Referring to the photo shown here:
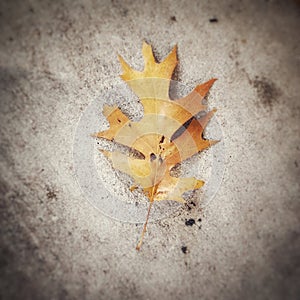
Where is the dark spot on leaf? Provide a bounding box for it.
[209,18,218,23]
[181,246,188,254]
[185,218,196,226]
[117,118,121,123]
[159,135,165,144]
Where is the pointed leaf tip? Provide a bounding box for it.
[195,180,205,189]
[195,78,217,97]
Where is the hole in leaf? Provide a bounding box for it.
[150,153,156,161]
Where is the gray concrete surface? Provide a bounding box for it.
[0,0,300,299]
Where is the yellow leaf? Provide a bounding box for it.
[95,42,218,250]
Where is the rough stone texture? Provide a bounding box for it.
[0,0,299,299]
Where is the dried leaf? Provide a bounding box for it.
[95,42,218,250]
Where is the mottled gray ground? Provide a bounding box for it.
[0,0,300,299]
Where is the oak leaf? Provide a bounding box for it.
[95,42,218,250]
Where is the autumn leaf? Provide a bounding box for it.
[95,42,218,250]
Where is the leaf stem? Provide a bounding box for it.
[136,201,154,251]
